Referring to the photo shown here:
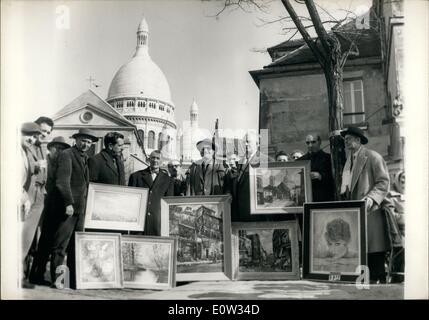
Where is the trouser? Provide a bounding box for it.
[21,185,45,276]
[368,252,387,282]
[50,212,85,289]
[29,198,63,282]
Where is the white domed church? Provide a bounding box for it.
[51,17,177,180]
[107,17,177,158]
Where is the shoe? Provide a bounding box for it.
[29,278,52,286]
[21,279,35,289]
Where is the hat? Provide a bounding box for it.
[47,136,71,149]
[340,127,368,145]
[168,159,181,166]
[196,138,217,152]
[21,122,41,135]
[71,128,98,142]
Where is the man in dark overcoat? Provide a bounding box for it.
[128,150,174,236]
[29,136,70,285]
[297,133,335,202]
[88,132,126,186]
[49,128,98,288]
[187,139,228,196]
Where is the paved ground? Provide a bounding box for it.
[8,280,403,300]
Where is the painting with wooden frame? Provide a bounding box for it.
[231,221,300,280]
[121,235,177,290]
[303,201,367,282]
[75,232,123,289]
[84,182,148,232]
[160,195,232,281]
[249,161,312,214]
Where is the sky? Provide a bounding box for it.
[2,0,371,133]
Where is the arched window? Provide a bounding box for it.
[148,131,155,149]
[137,129,144,145]
[159,105,164,111]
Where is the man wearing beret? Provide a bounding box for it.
[128,150,174,236]
[29,136,70,285]
[187,138,229,196]
[340,126,390,283]
[49,128,98,288]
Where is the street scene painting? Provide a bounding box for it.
[121,236,176,290]
[249,161,312,214]
[303,201,367,282]
[161,196,232,281]
[84,183,148,232]
[75,232,123,289]
[232,222,300,280]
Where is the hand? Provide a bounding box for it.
[23,200,32,220]
[364,197,373,213]
[65,205,74,216]
[310,172,322,180]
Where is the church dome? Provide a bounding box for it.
[107,17,172,105]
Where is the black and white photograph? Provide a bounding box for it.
[1,0,428,301]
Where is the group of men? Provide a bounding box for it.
[20,119,395,287]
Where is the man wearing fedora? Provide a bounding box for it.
[89,132,126,186]
[187,138,228,196]
[49,128,98,288]
[340,126,390,283]
[29,136,70,285]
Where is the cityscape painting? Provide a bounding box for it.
[161,196,232,281]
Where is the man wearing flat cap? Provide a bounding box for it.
[49,128,98,288]
[187,138,228,196]
[29,136,70,285]
[340,126,390,283]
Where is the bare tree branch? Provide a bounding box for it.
[304,0,331,55]
[281,0,326,65]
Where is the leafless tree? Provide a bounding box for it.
[211,0,381,198]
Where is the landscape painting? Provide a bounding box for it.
[121,236,176,290]
[84,183,148,232]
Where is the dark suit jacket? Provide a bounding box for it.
[299,150,335,202]
[55,146,89,216]
[128,167,174,236]
[88,149,126,186]
[187,158,228,195]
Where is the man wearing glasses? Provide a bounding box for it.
[298,134,335,202]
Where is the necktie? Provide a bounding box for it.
[350,153,354,172]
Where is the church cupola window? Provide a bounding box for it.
[149,102,156,109]
[117,101,123,108]
[159,105,165,111]
[127,101,135,107]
